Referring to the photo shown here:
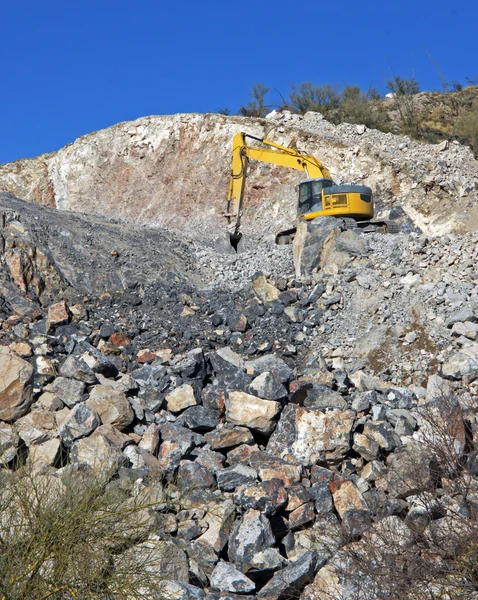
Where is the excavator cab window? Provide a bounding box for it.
[297,179,333,215]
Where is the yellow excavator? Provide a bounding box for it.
[225,132,397,248]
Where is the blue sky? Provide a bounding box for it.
[1,0,476,164]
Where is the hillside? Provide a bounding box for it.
[0,110,477,238]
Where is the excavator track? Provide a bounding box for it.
[275,219,399,245]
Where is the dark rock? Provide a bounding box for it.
[177,406,221,432]
[217,464,258,492]
[177,460,217,493]
[257,550,320,598]
[228,509,275,572]
[233,479,288,515]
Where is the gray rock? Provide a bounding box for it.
[445,307,476,328]
[229,509,275,572]
[59,403,100,446]
[248,372,288,400]
[176,406,220,432]
[257,550,320,598]
[210,560,255,594]
[217,464,258,492]
[59,354,97,384]
[0,347,34,422]
[441,352,478,381]
[52,377,85,408]
[244,355,294,383]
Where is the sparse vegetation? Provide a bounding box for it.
[329,395,478,600]
[238,76,478,158]
[0,466,170,600]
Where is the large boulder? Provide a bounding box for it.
[0,346,34,421]
[267,405,354,465]
[226,391,280,434]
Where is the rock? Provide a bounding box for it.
[293,217,342,277]
[205,424,254,450]
[177,460,216,493]
[52,377,85,408]
[93,424,133,449]
[233,479,288,515]
[58,403,101,446]
[245,355,293,383]
[258,550,320,598]
[46,301,70,331]
[209,351,251,393]
[248,372,288,400]
[289,502,316,530]
[445,306,476,328]
[353,432,380,461]
[441,352,478,381]
[250,547,285,572]
[27,438,61,468]
[308,481,334,514]
[217,464,258,492]
[267,405,354,465]
[176,405,220,432]
[166,384,198,413]
[228,509,275,572]
[215,346,245,370]
[0,423,19,463]
[86,384,134,430]
[286,514,342,562]
[127,537,189,582]
[16,409,57,446]
[9,342,32,358]
[70,433,126,471]
[157,422,201,472]
[329,479,368,518]
[196,498,235,553]
[249,452,303,487]
[210,560,255,594]
[226,391,280,434]
[123,445,161,472]
[156,581,205,600]
[300,383,348,410]
[0,346,34,421]
[334,230,368,256]
[378,442,434,498]
[59,354,97,384]
[363,420,400,452]
[252,273,280,303]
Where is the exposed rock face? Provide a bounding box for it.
[1,112,477,238]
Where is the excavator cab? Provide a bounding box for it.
[297,178,334,215]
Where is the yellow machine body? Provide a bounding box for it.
[226,132,374,237]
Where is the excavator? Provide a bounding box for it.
[225,132,397,248]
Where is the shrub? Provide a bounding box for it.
[386,75,422,137]
[288,82,341,118]
[238,83,270,117]
[0,466,169,600]
[454,109,478,157]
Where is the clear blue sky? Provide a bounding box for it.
[1,0,476,164]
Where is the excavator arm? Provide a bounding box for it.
[226,132,331,236]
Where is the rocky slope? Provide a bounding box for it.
[1,110,478,599]
[1,111,477,239]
